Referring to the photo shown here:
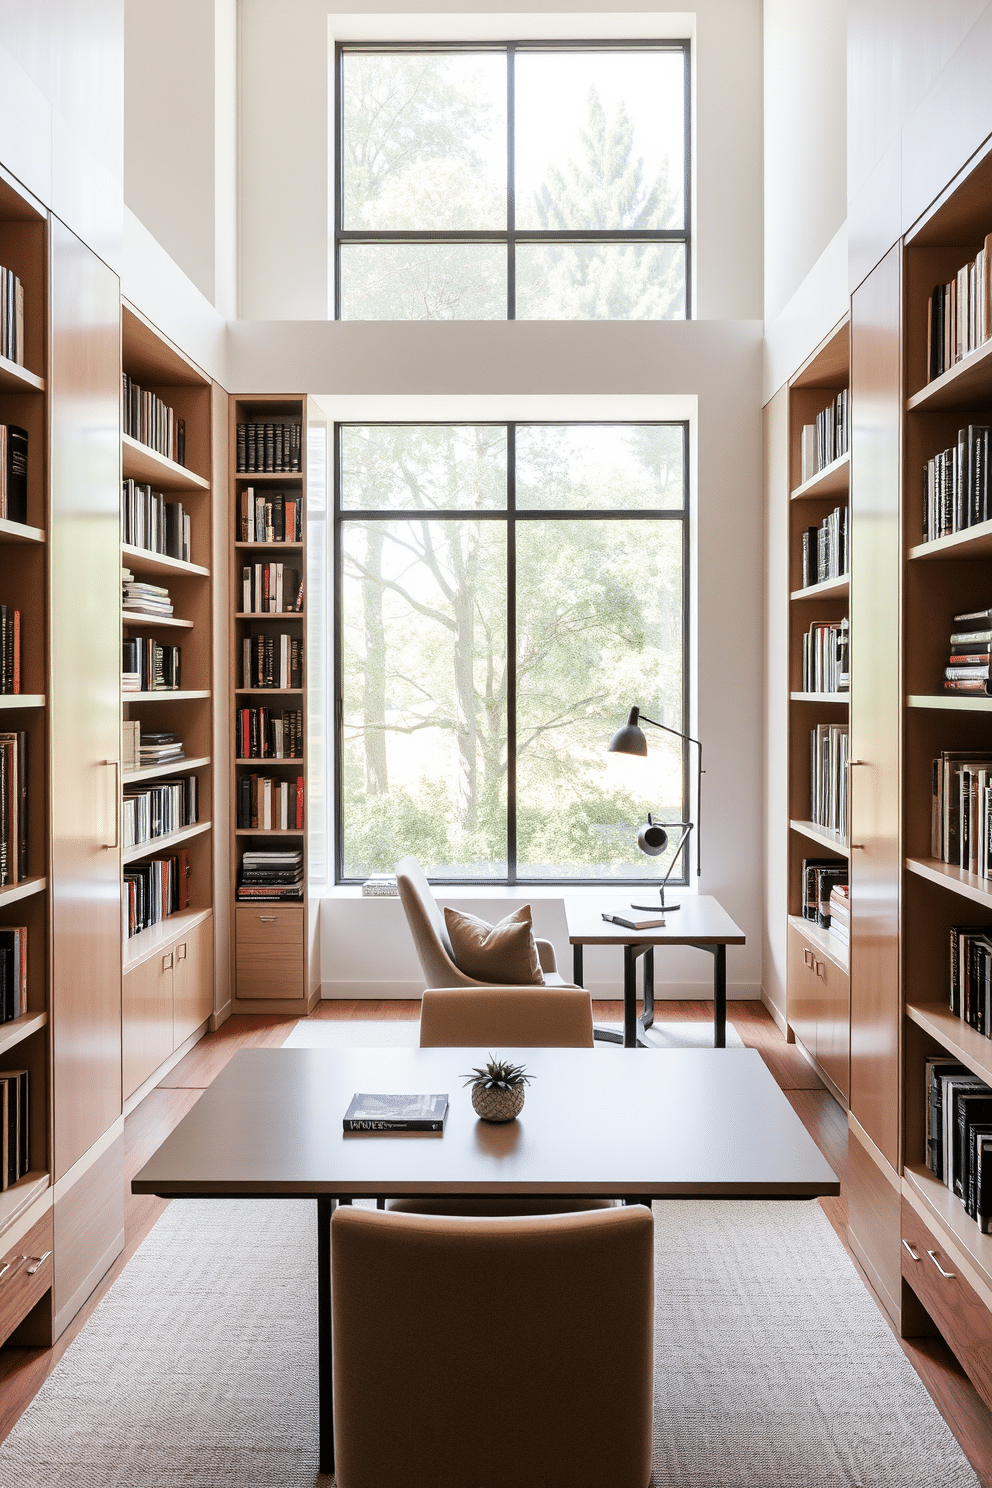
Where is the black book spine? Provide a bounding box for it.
[343,1118,444,1132]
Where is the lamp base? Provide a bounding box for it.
[631,901,680,912]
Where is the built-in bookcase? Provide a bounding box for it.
[229,395,319,1014]
[120,307,215,1103]
[785,319,852,1104]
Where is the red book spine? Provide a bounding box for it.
[12,611,19,694]
[296,775,303,829]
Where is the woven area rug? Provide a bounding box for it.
[282,1017,745,1049]
[0,1197,978,1487]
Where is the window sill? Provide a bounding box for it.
[314,883,694,901]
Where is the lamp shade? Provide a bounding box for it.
[607,706,647,757]
[637,818,668,856]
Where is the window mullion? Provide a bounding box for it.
[506,424,517,883]
[507,46,516,320]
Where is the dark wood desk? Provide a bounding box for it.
[133,1045,838,1474]
[564,894,746,1048]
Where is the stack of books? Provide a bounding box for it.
[802,619,849,693]
[237,774,303,831]
[810,723,849,840]
[799,389,849,482]
[241,562,302,614]
[122,775,198,850]
[239,489,302,543]
[237,707,303,759]
[122,374,185,465]
[124,849,190,937]
[926,241,992,382]
[122,636,181,692]
[139,730,184,768]
[925,1058,992,1234]
[122,481,191,560]
[122,570,173,619]
[236,422,302,473]
[922,427,990,540]
[0,425,28,524]
[944,609,992,694]
[949,925,992,1032]
[0,1068,29,1190]
[238,849,303,900]
[242,634,303,690]
[362,875,398,897]
[801,505,848,588]
[828,885,849,947]
[0,265,24,366]
[931,750,992,870]
[802,858,847,928]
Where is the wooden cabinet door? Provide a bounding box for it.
[49,218,123,1177]
[236,905,304,999]
[122,952,174,1102]
[813,950,851,1101]
[786,924,820,1057]
[173,915,213,1047]
[849,244,902,1171]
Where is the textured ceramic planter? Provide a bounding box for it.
[471,1084,525,1122]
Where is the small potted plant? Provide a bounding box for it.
[463,1055,533,1123]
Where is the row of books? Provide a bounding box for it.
[241,634,303,691]
[122,637,182,693]
[943,608,992,695]
[0,426,28,524]
[931,750,992,867]
[922,426,990,541]
[810,723,849,841]
[925,1059,992,1233]
[122,374,186,466]
[122,775,199,851]
[0,928,26,1025]
[122,572,173,619]
[799,390,849,484]
[0,607,20,695]
[800,506,848,589]
[241,563,303,614]
[0,266,24,367]
[801,618,849,694]
[236,423,302,473]
[124,849,190,938]
[949,925,992,1035]
[122,724,184,771]
[122,481,192,562]
[927,241,992,383]
[237,849,303,900]
[0,732,27,887]
[237,775,304,831]
[0,1069,29,1189]
[237,708,303,760]
[239,489,302,543]
[801,857,847,930]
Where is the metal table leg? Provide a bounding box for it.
[624,944,638,1048]
[642,947,655,1031]
[576,940,624,1045]
[317,1196,334,1475]
[573,943,583,987]
[714,943,727,1048]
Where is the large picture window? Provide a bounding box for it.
[335,423,689,883]
[334,42,690,320]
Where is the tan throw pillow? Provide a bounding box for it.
[443,904,545,985]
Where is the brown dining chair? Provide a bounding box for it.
[331,1204,655,1488]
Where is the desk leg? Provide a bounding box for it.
[714,944,727,1049]
[624,945,638,1048]
[642,947,655,1031]
[317,1196,334,1475]
[573,943,584,987]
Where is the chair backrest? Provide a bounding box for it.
[419,985,594,1047]
[331,1204,654,1488]
[395,856,471,988]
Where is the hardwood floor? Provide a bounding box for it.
[0,997,989,1486]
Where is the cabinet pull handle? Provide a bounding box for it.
[803,947,813,967]
[927,1249,956,1279]
[850,843,865,850]
[902,1239,921,1262]
[26,1251,50,1275]
[176,944,187,960]
[103,760,119,849]
[849,760,868,767]
[163,953,173,971]
[258,915,277,922]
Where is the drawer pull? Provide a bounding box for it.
[26,1251,50,1275]
[850,843,865,850]
[902,1239,921,1262]
[803,947,813,967]
[176,944,187,960]
[927,1249,956,1280]
[258,915,277,922]
[814,960,824,978]
[163,953,174,971]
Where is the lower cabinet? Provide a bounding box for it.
[236,905,304,999]
[123,914,214,1101]
[786,922,850,1100]
[0,1210,53,1348]
[902,1198,992,1410]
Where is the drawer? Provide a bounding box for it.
[901,1197,992,1407]
[0,1209,52,1348]
[236,905,303,1000]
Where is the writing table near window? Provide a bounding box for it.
[132,1044,838,1475]
[564,895,746,1049]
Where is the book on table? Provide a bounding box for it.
[343,1093,449,1133]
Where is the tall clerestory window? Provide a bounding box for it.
[334,42,690,320]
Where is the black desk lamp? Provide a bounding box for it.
[607,706,704,912]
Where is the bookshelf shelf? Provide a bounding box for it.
[790,574,849,601]
[790,691,849,704]
[123,906,214,974]
[906,1001,992,1085]
[235,542,304,551]
[0,695,43,710]
[122,433,210,493]
[903,1165,992,1294]
[0,877,46,909]
[906,856,992,908]
[787,913,849,973]
[235,688,303,697]
[123,755,210,785]
[236,756,305,766]
[121,543,209,580]
[0,1173,51,1241]
[235,828,303,837]
[906,336,992,412]
[0,1011,47,1059]
[906,694,992,711]
[0,355,43,394]
[122,819,212,866]
[908,518,992,561]
[235,612,305,621]
[124,689,210,702]
[790,451,850,502]
[234,471,303,483]
[121,612,194,632]
[789,819,849,856]
[0,519,44,546]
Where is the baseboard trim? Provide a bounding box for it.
[210,997,232,1032]
[759,985,788,1036]
[53,1228,124,1341]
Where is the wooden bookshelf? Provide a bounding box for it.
[123,755,211,786]
[784,317,852,1104]
[230,395,319,1015]
[122,434,210,493]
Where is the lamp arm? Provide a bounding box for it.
[660,823,693,891]
[638,717,703,878]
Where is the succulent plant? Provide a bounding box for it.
[462,1055,533,1092]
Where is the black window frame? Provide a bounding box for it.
[333,419,691,886]
[333,39,692,321]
